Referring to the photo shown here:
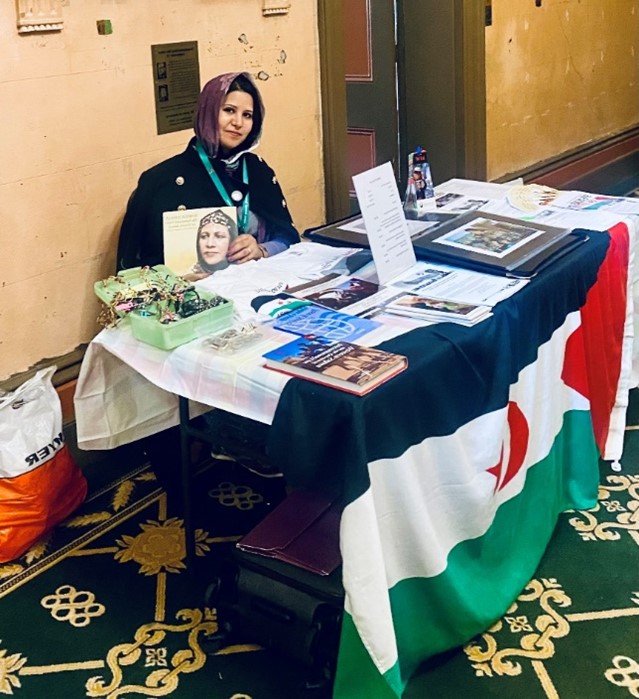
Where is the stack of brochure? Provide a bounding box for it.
[384,293,491,326]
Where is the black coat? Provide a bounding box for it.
[116,138,299,271]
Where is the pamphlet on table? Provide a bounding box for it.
[272,302,381,342]
[549,191,639,215]
[287,274,410,320]
[434,192,490,213]
[290,276,382,311]
[387,260,528,306]
[283,264,524,330]
[384,294,491,326]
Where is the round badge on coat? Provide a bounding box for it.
[231,190,243,202]
[175,176,185,186]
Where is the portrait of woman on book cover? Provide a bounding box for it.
[189,208,238,278]
[162,206,238,280]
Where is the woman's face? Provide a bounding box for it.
[198,222,231,266]
[218,90,254,154]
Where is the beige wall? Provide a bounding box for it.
[486,0,639,181]
[0,1,324,381]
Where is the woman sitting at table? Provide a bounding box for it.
[117,72,296,489]
[116,71,299,273]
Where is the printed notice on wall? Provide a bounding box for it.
[151,41,201,135]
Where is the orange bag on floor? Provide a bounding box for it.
[0,367,87,562]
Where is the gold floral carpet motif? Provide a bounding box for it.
[0,459,304,698]
[0,413,638,698]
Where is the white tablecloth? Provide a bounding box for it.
[75,186,639,454]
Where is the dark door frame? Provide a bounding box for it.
[318,1,351,220]
[318,0,486,222]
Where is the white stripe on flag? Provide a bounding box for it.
[340,310,588,675]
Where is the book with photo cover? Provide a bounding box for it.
[411,210,587,278]
[273,303,381,342]
[262,337,407,396]
[162,206,237,278]
[293,276,383,311]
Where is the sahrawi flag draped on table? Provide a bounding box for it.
[328,223,632,699]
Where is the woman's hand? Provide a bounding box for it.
[227,234,264,264]
[182,271,211,282]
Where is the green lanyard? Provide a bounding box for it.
[195,140,250,233]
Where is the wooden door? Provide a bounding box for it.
[343,0,399,208]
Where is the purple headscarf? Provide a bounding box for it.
[194,72,265,159]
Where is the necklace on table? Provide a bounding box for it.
[195,141,250,233]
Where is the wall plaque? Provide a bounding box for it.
[16,0,63,33]
[151,41,201,135]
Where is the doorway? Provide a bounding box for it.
[343,0,399,210]
[318,0,487,222]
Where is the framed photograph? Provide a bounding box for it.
[433,216,545,259]
[411,210,582,277]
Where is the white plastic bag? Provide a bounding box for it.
[0,367,87,562]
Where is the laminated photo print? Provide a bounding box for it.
[162,206,238,279]
[433,217,544,259]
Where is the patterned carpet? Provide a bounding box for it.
[0,393,638,698]
[405,430,639,697]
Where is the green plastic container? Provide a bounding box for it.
[94,265,178,317]
[94,265,234,350]
[129,292,234,350]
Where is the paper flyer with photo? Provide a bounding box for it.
[290,274,406,317]
[386,293,492,326]
[162,206,238,278]
[550,191,639,215]
[299,277,382,311]
[434,192,489,213]
[390,295,481,316]
[389,261,528,307]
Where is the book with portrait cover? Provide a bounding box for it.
[262,336,407,396]
[162,206,237,278]
[273,303,381,342]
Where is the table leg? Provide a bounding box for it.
[179,396,196,566]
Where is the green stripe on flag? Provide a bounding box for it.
[333,409,599,699]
